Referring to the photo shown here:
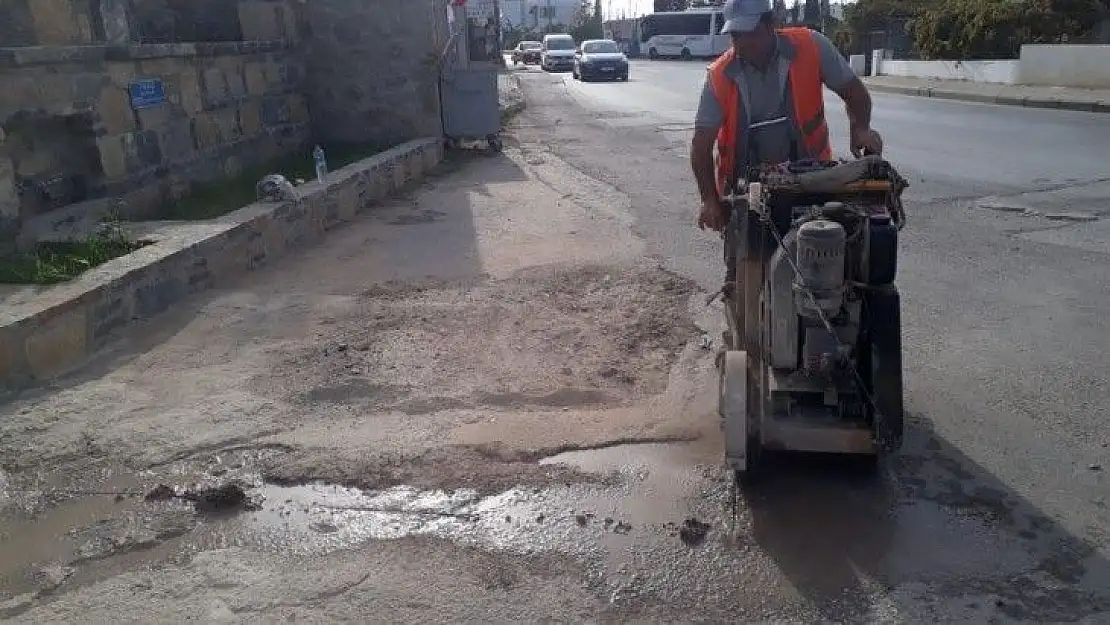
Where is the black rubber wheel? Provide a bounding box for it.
[649,47,659,59]
[865,287,905,454]
[681,48,692,60]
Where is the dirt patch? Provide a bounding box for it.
[261,444,613,496]
[252,263,699,415]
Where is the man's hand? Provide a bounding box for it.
[851,126,884,158]
[698,196,728,232]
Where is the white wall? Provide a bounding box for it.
[873,44,1110,88]
[876,58,1019,84]
[1018,45,1110,88]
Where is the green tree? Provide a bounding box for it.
[834,0,925,53]
[912,0,1105,59]
[571,1,604,40]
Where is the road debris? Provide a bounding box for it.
[676,518,711,547]
[144,483,260,513]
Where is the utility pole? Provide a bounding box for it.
[493,0,503,61]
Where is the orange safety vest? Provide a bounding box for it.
[707,27,832,197]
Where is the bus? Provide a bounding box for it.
[639,9,729,60]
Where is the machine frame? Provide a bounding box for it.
[716,156,909,481]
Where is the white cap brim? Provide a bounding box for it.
[721,15,761,34]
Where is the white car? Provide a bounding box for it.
[541,33,576,72]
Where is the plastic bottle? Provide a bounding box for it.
[313,145,327,184]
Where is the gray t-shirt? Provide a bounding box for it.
[694,29,856,165]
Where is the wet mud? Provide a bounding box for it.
[1,432,1109,621]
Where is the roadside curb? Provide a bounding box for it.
[865,81,1110,114]
[0,138,443,394]
[499,72,526,121]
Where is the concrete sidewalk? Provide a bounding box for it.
[864,75,1110,114]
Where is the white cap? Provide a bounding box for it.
[720,0,773,34]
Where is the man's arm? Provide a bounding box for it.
[692,79,722,202]
[811,30,872,131]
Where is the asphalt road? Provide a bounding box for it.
[508,59,1110,620]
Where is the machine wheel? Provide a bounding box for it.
[649,47,659,59]
[720,350,760,481]
[681,48,692,60]
[866,288,904,454]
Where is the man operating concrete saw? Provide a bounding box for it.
[690,0,883,290]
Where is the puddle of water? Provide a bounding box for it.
[0,440,1081,620]
[0,447,286,603]
[0,470,151,599]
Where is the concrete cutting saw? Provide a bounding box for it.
[715,154,910,482]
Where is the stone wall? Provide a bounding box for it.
[0,42,309,249]
[0,0,454,254]
[301,0,447,147]
[0,0,306,252]
[0,0,295,46]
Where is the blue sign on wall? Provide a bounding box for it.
[129,78,166,109]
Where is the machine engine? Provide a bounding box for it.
[794,217,849,375]
[759,177,902,418]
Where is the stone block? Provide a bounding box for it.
[202,67,228,106]
[214,106,242,142]
[96,135,128,179]
[288,94,309,124]
[0,325,24,384]
[24,309,88,380]
[334,178,359,223]
[279,3,298,42]
[260,97,289,126]
[179,70,203,113]
[30,0,93,45]
[239,100,262,136]
[139,58,184,76]
[105,63,136,88]
[158,120,196,165]
[123,130,164,170]
[0,77,42,117]
[244,63,267,96]
[97,85,136,135]
[136,104,173,131]
[99,0,132,44]
[216,57,247,98]
[191,114,221,150]
[133,276,185,318]
[0,157,18,217]
[239,2,282,41]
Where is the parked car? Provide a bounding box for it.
[541,33,576,72]
[512,41,542,65]
[573,39,630,82]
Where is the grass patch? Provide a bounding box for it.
[0,220,148,285]
[161,141,394,221]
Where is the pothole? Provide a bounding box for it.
[252,264,700,413]
[197,442,727,564]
